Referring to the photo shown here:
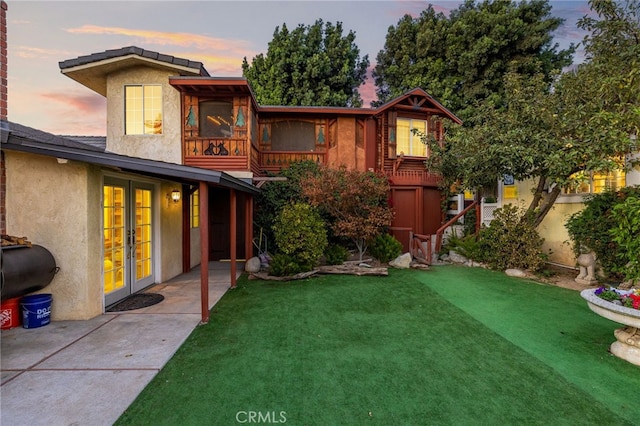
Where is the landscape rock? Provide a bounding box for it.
[245,256,262,273]
[389,253,412,269]
[448,250,468,264]
[505,268,527,278]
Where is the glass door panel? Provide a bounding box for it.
[132,183,154,292]
[104,182,128,305]
[104,180,155,306]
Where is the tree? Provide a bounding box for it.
[424,0,640,228]
[372,0,574,122]
[301,167,394,261]
[242,19,369,107]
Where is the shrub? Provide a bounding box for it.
[272,202,328,272]
[368,233,402,263]
[463,207,477,236]
[610,196,640,283]
[476,204,547,271]
[324,244,349,265]
[443,233,482,260]
[565,187,640,280]
[254,160,321,252]
[268,253,303,277]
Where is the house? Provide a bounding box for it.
[1,33,259,321]
[57,46,461,259]
[1,27,461,320]
[480,154,640,267]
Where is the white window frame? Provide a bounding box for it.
[396,118,428,157]
[125,84,163,135]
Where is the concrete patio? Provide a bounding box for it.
[1,262,240,425]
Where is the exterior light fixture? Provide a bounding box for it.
[170,189,181,203]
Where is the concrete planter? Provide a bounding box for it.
[581,288,640,366]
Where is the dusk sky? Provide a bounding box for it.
[6,1,591,136]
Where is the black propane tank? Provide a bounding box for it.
[1,244,58,300]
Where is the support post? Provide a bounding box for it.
[199,181,209,324]
[230,189,237,288]
[245,195,253,260]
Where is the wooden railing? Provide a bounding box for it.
[384,169,441,186]
[434,201,478,253]
[410,232,433,265]
[183,136,328,174]
[184,137,247,158]
[260,151,326,172]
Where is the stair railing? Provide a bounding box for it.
[434,201,478,254]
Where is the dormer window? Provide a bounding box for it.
[397,118,427,157]
[125,85,162,135]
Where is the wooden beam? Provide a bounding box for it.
[199,181,209,324]
[181,183,190,273]
[253,176,287,189]
[394,104,443,114]
[230,189,237,288]
[245,195,253,260]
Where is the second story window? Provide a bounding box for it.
[397,118,427,157]
[125,85,162,135]
[200,101,234,138]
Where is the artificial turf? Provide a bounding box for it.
[116,266,640,425]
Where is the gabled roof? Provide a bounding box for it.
[59,46,210,96]
[1,120,258,195]
[375,88,463,125]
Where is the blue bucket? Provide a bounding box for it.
[21,294,52,329]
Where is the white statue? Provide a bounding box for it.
[575,251,598,285]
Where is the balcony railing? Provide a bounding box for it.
[384,169,441,186]
[260,151,326,172]
[183,137,249,170]
[184,137,247,158]
[183,136,328,174]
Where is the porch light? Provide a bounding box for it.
[171,189,181,203]
[630,132,638,153]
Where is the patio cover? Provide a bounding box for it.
[1,120,258,323]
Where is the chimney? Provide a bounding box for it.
[1,0,7,234]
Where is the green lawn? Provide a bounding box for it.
[116,266,640,425]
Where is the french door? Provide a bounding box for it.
[103,178,155,307]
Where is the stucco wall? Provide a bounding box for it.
[106,66,182,164]
[505,180,585,268]
[509,161,640,268]
[5,151,103,320]
[159,182,183,281]
[190,227,201,269]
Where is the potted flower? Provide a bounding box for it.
[580,196,640,366]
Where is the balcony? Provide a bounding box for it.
[183,137,249,171]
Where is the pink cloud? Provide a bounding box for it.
[38,91,106,136]
[13,45,75,60]
[66,25,255,57]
